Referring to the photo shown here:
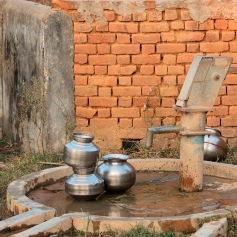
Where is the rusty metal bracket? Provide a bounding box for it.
[173,105,215,113]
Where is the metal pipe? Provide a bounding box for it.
[145,126,182,148]
[179,112,206,192]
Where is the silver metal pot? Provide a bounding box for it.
[204,128,227,162]
[64,132,104,200]
[96,154,136,193]
[64,133,99,173]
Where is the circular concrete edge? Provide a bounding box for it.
[1,158,237,236]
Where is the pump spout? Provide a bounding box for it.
[145,126,182,148]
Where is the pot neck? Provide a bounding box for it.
[73,133,94,143]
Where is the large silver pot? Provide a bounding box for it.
[96,154,136,193]
[204,128,227,162]
[64,132,104,200]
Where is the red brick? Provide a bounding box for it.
[52,0,77,10]
[140,65,154,75]
[132,55,161,64]
[142,45,155,54]
[89,55,116,65]
[89,97,117,107]
[160,86,179,96]
[163,75,177,85]
[113,86,141,96]
[177,75,185,85]
[97,44,111,54]
[74,23,93,33]
[224,74,237,85]
[176,32,205,42]
[155,65,168,75]
[177,53,195,63]
[71,11,84,22]
[118,97,132,107]
[98,87,111,97]
[117,34,131,43]
[140,22,169,32]
[221,128,236,138]
[132,97,147,107]
[221,117,237,126]
[94,66,107,75]
[215,20,228,30]
[74,34,87,43]
[98,108,111,118]
[132,34,160,43]
[133,97,160,107]
[76,107,97,118]
[76,118,88,127]
[104,11,115,22]
[206,31,219,42]
[118,15,132,22]
[199,20,214,30]
[171,21,184,30]
[155,108,178,117]
[206,117,221,127]
[156,43,185,53]
[119,118,133,128]
[142,86,159,96]
[185,21,199,30]
[163,55,176,65]
[218,85,226,95]
[108,65,137,75]
[164,9,178,20]
[200,42,228,52]
[168,65,184,75]
[75,86,97,96]
[162,97,175,107]
[187,43,199,52]
[214,97,220,106]
[133,12,147,22]
[222,95,237,105]
[161,31,175,42]
[75,44,97,54]
[229,20,237,30]
[133,76,161,85]
[74,65,94,75]
[181,10,191,20]
[75,76,87,85]
[88,34,115,43]
[75,97,88,106]
[119,77,132,86]
[112,44,140,54]
[109,22,138,33]
[74,54,87,64]
[95,25,109,32]
[90,118,118,127]
[117,55,131,65]
[88,76,117,86]
[162,117,176,126]
[222,31,235,42]
[207,106,228,116]
[133,118,148,128]
[230,42,237,52]
[227,86,237,95]
[229,106,237,115]
[112,108,140,117]
[148,11,162,21]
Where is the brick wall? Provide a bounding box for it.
[52,0,237,151]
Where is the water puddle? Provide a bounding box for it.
[27,171,237,217]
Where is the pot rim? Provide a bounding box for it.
[73,132,94,142]
[102,154,129,161]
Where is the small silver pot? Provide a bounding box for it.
[96,154,136,193]
[204,128,227,162]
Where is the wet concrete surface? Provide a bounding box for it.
[27,171,237,217]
